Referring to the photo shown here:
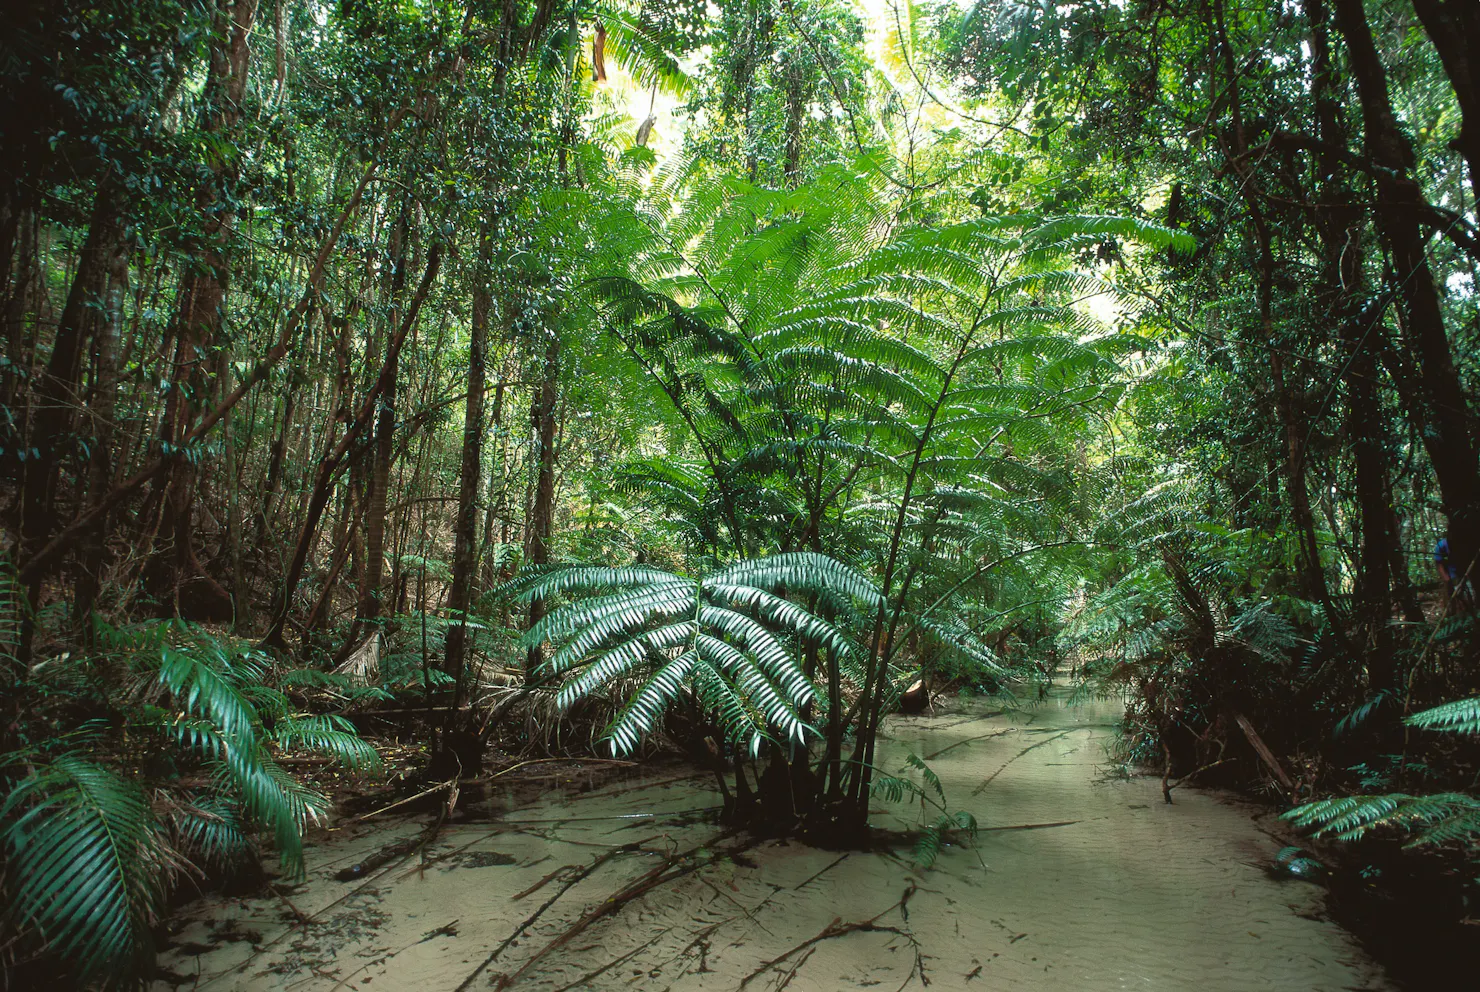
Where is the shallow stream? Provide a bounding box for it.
[152,695,1391,991]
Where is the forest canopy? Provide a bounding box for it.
[1,0,1478,984]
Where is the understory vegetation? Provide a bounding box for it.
[1,0,1478,985]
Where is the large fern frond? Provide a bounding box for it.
[1,756,165,982]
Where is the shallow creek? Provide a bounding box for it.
[152,695,1392,991]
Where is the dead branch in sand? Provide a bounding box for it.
[451,836,662,992]
[923,729,1013,760]
[546,925,675,992]
[793,852,850,890]
[736,883,921,991]
[483,831,749,989]
[978,819,1080,832]
[357,775,459,821]
[972,730,1072,795]
[459,757,638,785]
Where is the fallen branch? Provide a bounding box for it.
[547,925,674,992]
[512,863,580,901]
[972,731,1072,795]
[452,837,662,992]
[923,729,1012,761]
[977,819,1080,832]
[489,831,748,989]
[1231,711,1296,799]
[458,757,637,785]
[774,946,816,991]
[357,775,458,821]
[793,852,850,890]
[737,883,919,991]
[1168,757,1238,792]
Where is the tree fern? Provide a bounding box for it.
[503,553,882,755]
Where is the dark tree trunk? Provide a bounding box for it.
[1410,0,1480,205]
[357,211,411,629]
[1333,0,1480,584]
[19,186,126,598]
[74,242,129,633]
[444,226,492,685]
[1307,0,1393,687]
[479,355,510,590]
[263,243,441,651]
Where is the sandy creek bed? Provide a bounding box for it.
[151,695,1392,991]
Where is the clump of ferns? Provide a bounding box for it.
[1,606,381,986]
[872,753,979,868]
[1284,697,1480,850]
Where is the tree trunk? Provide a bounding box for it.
[19,185,126,603]
[480,354,511,589]
[1307,0,1393,687]
[262,243,441,651]
[444,225,492,686]
[357,210,411,629]
[147,0,260,620]
[523,326,561,672]
[74,241,129,633]
[1333,0,1480,583]
[1410,0,1480,206]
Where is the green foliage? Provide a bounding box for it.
[1284,696,1480,851]
[0,756,163,983]
[1406,697,1480,736]
[871,752,977,867]
[1,610,381,983]
[1283,793,1480,849]
[506,552,880,755]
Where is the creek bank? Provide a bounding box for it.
[150,695,1392,991]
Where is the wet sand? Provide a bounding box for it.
[152,695,1391,991]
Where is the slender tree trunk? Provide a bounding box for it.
[783,69,805,185]
[263,243,441,651]
[3,206,38,406]
[523,326,561,672]
[148,0,260,620]
[480,354,511,589]
[19,185,126,615]
[74,244,129,633]
[1306,0,1394,687]
[444,224,492,685]
[357,210,410,629]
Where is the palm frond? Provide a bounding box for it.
[1,756,164,982]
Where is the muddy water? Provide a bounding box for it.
[152,696,1391,991]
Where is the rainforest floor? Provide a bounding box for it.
[147,695,1397,992]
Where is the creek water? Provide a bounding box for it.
[151,695,1391,991]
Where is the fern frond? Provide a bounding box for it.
[1407,697,1480,735]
